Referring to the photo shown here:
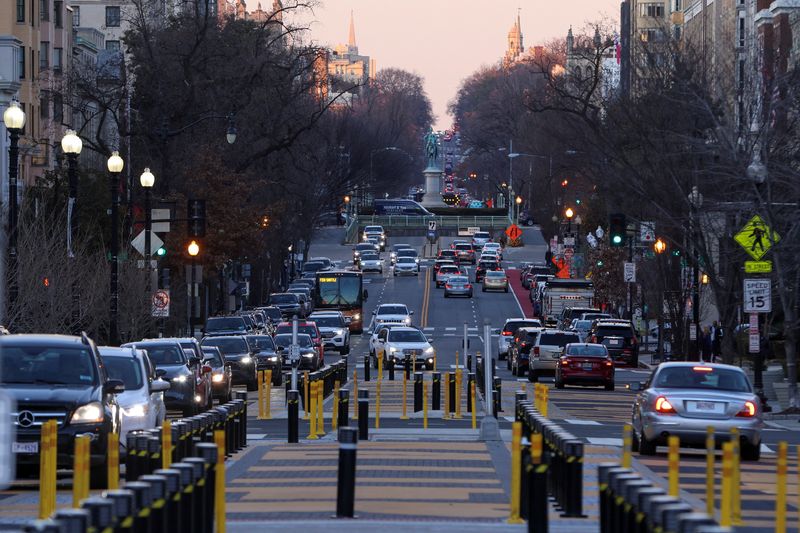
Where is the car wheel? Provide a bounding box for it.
[604,381,615,391]
[246,376,258,392]
[504,288,509,293]
[341,345,350,355]
[444,293,449,298]
[631,427,640,452]
[741,440,761,461]
[638,431,657,456]
[393,272,397,276]
[528,369,538,383]
[468,291,473,298]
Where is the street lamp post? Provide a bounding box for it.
[565,207,574,233]
[61,130,83,334]
[689,186,704,361]
[3,99,25,324]
[515,196,522,225]
[288,244,295,282]
[107,151,124,345]
[140,168,155,291]
[187,240,200,335]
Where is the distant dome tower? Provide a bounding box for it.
[504,9,524,67]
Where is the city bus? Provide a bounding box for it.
[314,271,367,333]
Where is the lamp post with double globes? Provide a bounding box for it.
[140,168,155,287]
[107,151,124,345]
[3,99,26,323]
[61,129,83,334]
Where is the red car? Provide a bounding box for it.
[555,343,615,390]
[275,321,324,366]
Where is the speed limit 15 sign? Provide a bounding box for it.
[743,279,771,313]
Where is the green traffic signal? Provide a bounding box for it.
[156,246,167,257]
[612,235,622,244]
[596,260,604,267]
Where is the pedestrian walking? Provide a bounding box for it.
[710,320,723,362]
[701,326,712,362]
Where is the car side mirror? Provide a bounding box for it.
[201,365,213,374]
[276,346,284,352]
[363,289,369,301]
[427,337,434,343]
[104,379,125,394]
[150,379,170,393]
[200,328,206,335]
[493,328,501,334]
[410,311,415,315]
[155,368,167,378]
[630,381,646,392]
[345,317,352,324]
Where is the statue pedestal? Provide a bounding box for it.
[420,166,445,207]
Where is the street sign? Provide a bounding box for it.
[689,323,697,341]
[564,247,574,260]
[734,215,780,260]
[467,226,480,235]
[743,278,771,313]
[152,289,170,318]
[749,315,760,353]
[428,220,437,232]
[289,344,300,362]
[640,221,655,242]
[151,208,171,233]
[505,224,522,240]
[563,236,575,246]
[745,260,772,273]
[131,230,163,257]
[624,262,636,283]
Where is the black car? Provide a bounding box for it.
[203,316,248,336]
[201,346,232,402]
[201,335,258,390]
[509,327,541,377]
[475,260,500,283]
[588,320,639,367]
[123,340,208,416]
[2,334,124,486]
[269,293,303,318]
[273,333,319,370]
[246,335,282,385]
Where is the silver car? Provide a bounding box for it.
[443,275,472,298]
[393,256,419,276]
[359,252,383,273]
[631,362,763,460]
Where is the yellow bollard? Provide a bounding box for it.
[705,427,714,517]
[507,421,524,524]
[541,386,549,417]
[443,372,450,420]
[455,369,462,419]
[667,435,680,497]
[622,424,632,469]
[73,434,91,507]
[423,381,429,429]
[333,380,340,430]
[400,369,409,420]
[378,352,383,381]
[455,350,459,371]
[162,420,173,470]
[214,429,226,533]
[797,445,799,524]
[534,383,541,411]
[303,371,310,420]
[471,382,477,429]
[433,348,437,371]
[353,370,358,420]
[307,381,319,440]
[776,441,788,533]
[264,370,272,419]
[316,380,324,436]
[108,432,120,490]
[720,441,733,527]
[730,428,741,525]
[39,419,57,518]
[375,380,381,429]
[257,370,265,419]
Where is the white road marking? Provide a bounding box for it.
[564,419,602,426]
[587,438,623,447]
[445,327,457,331]
[247,434,267,440]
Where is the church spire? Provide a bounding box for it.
[348,10,357,50]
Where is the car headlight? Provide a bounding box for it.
[122,403,148,417]
[241,356,252,364]
[173,375,188,383]
[389,347,398,353]
[302,353,314,358]
[405,317,412,325]
[424,347,435,354]
[269,356,279,362]
[212,373,225,383]
[71,402,104,424]
[353,314,360,321]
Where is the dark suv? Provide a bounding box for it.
[475,259,500,283]
[1,334,124,486]
[509,327,543,377]
[201,335,258,390]
[203,316,248,336]
[588,320,639,367]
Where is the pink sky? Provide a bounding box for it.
[295,0,620,129]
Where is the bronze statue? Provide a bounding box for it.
[423,127,439,168]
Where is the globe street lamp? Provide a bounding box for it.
[140,168,155,281]
[3,99,26,323]
[565,207,575,233]
[107,151,124,345]
[187,240,200,334]
[226,112,237,145]
[515,196,522,225]
[61,129,82,334]
[688,186,703,361]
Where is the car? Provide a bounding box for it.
[396,248,419,266]
[248,311,268,333]
[301,261,327,277]
[308,312,351,355]
[171,337,215,408]
[496,319,543,361]
[454,243,476,265]
[288,278,316,290]
[631,363,763,460]
[353,242,379,265]
[482,242,503,260]
[269,292,304,318]
[479,250,501,263]
[580,312,613,322]
[370,303,414,330]
[287,287,314,314]
[559,307,602,330]
[258,306,283,333]
[475,259,500,283]
[239,313,258,334]
[200,336,258,391]
[308,257,333,271]
[359,252,384,273]
[569,319,594,342]
[393,255,420,276]
[368,323,406,361]
[437,249,458,262]
[203,316,248,336]
[436,264,463,288]
[3,334,124,486]
[588,320,640,367]
[246,335,282,384]
[522,264,553,289]
[555,343,615,390]
[374,326,436,370]
[432,258,456,280]
[390,244,413,264]
[472,231,492,247]
[468,200,484,208]
[528,329,581,382]
[275,321,324,364]
[444,275,473,298]
[201,346,233,402]
[362,225,386,250]
[274,333,320,370]
[450,239,469,249]
[509,327,544,376]
[482,270,509,292]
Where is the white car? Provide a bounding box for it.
[480,251,501,263]
[308,312,351,355]
[472,231,492,247]
[369,323,405,361]
[359,252,384,273]
[99,346,169,451]
[528,329,581,382]
[369,303,413,331]
[373,326,436,370]
[482,242,503,260]
[496,318,543,360]
[393,256,419,276]
[363,225,386,250]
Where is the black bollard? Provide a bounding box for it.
[413,372,423,412]
[467,354,472,371]
[388,358,395,380]
[467,373,475,413]
[432,372,441,411]
[336,427,358,518]
[494,376,502,415]
[171,463,197,533]
[81,497,116,532]
[152,468,183,533]
[147,436,162,476]
[194,445,218,533]
[357,390,369,441]
[135,434,150,476]
[125,433,139,482]
[338,388,349,430]
[363,355,370,381]
[234,391,248,446]
[448,373,456,416]
[51,508,91,533]
[124,481,153,533]
[528,451,549,532]
[404,356,411,380]
[561,440,586,518]
[287,390,299,443]
[182,460,209,533]
[103,489,135,532]
[138,475,169,533]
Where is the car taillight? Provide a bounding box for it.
[445,284,452,289]
[533,346,540,357]
[605,359,613,367]
[465,284,472,289]
[502,331,513,336]
[560,357,569,366]
[737,401,757,417]
[655,396,676,414]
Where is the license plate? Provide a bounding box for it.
[582,363,593,371]
[13,441,38,454]
[688,401,723,414]
[608,339,622,346]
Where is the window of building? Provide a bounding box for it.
[72,6,79,26]
[40,41,49,70]
[53,92,63,123]
[672,0,682,11]
[40,0,48,20]
[641,3,664,18]
[53,47,63,72]
[640,29,660,42]
[738,12,746,47]
[30,49,35,80]
[105,6,120,27]
[54,1,62,27]
[40,92,50,119]
[106,40,121,51]
[17,0,25,22]
[19,46,25,79]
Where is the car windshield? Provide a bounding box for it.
[449,276,469,283]
[378,305,408,315]
[654,366,751,392]
[103,356,144,390]
[247,336,275,351]
[538,334,580,347]
[574,320,593,330]
[439,250,456,257]
[201,337,249,355]
[202,348,224,366]
[0,345,97,386]
[504,320,542,333]
[262,308,282,320]
[311,316,344,328]
[311,258,331,269]
[486,271,506,278]
[274,335,313,348]
[303,262,325,272]
[206,317,246,331]
[137,344,186,366]
[389,330,427,343]
[397,257,415,264]
[356,244,373,251]
[361,253,379,260]
[276,325,318,338]
[439,266,459,274]
[484,243,500,249]
[398,250,417,257]
[365,226,383,233]
[455,244,472,251]
[270,294,298,304]
[565,345,608,357]
[474,232,490,239]
[479,262,499,269]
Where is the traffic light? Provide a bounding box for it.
[654,239,666,254]
[188,199,206,238]
[609,213,626,247]
[596,260,604,267]
[156,245,167,257]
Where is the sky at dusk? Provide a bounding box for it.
[294,0,620,129]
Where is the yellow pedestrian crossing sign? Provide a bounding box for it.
[734,215,779,260]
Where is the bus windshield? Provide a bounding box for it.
[315,274,362,308]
